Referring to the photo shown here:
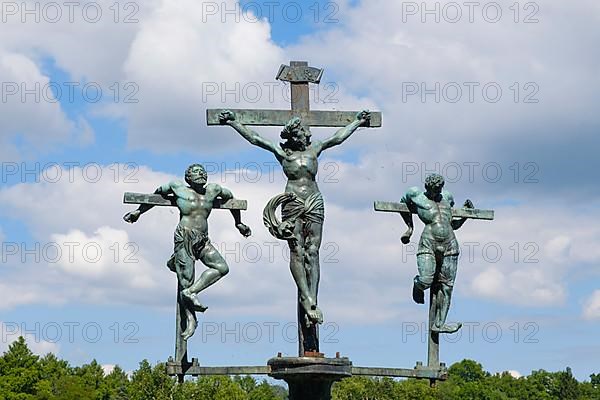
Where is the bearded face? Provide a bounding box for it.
[185,165,207,187]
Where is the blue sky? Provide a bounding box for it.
[0,0,599,382]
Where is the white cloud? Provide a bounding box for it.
[0,322,60,356]
[102,364,116,375]
[0,52,91,160]
[507,370,522,378]
[583,290,600,320]
[0,0,599,326]
[1,161,599,321]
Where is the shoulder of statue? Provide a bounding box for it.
[442,190,455,205]
[309,140,323,152]
[406,186,421,198]
[205,182,221,193]
[442,189,454,200]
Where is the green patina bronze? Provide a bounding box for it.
[375,173,494,374]
[123,164,250,366]
[208,61,381,356]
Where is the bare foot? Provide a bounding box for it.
[432,322,463,334]
[181,288,208,312]
[304,306,323,326]
[181,318,197,340]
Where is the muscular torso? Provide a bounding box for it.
[280,147,320,200]
[172,183,219,234]
[411,191,455,241]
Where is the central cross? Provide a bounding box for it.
[207,61,382,357]
[207,61,382,131]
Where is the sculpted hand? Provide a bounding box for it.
[218,110,236,124]
[123,210,141,223]
[356,110,371,126]
[463,199,474,209]
[236,223,252,237]
[401,228,413,244]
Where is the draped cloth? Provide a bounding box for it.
[263,191,325,241]
[167,224,209,278]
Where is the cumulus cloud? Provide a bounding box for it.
[0,0,598,332]
[0,52,92,161]
[3,160,598,326]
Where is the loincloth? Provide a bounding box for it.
[167,224,210,272]
[417,234,459,257]
[263,191,324,241]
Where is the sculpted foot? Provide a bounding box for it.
[181,318,197,341]
[181,288,208,312]
[304,305,324,326]
[432,322,462,334]
[412,282,425,304]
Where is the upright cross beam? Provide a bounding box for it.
[374,200,494,385]
[208,61,382,358]
[123,192,247,378]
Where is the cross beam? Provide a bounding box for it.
[373,201,494,220]
[207,108,382,128]
[123,192,247,210]
[166,360,447,381]
[206,61,382,130]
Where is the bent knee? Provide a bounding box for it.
[416,275,434,288]
[216,263,229,276]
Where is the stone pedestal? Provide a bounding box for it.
[268,356,352,400]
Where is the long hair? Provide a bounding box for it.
[280,117,310,153]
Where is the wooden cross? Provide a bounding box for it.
[374,201,494,220]
[123,192,247,210]
[123,191,248,379]
[373,199,494,384]
[207,61,381,357]
[207,60,382,131]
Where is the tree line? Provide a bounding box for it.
[1,337,598,399]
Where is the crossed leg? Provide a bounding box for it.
[288,218,323,325]
[180,244,230,340]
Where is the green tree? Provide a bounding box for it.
[98,366,129,400]
[127,360,174,400]
[0,336,41,399]
[448,360,489,383]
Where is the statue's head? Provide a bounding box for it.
[185,164,208,187]
[280,117,311,152]
[424,173,445,196]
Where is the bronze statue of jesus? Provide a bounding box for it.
[219,110,370,326]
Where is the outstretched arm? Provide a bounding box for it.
[218,185,252,237]
[315,110,370,155]
[399,187,420,244]
[123,182,174,223]
[219,110,285,159]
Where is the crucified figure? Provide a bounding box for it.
[400,173,473,334]
[123,164,251,340]
[219,110,370,326]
